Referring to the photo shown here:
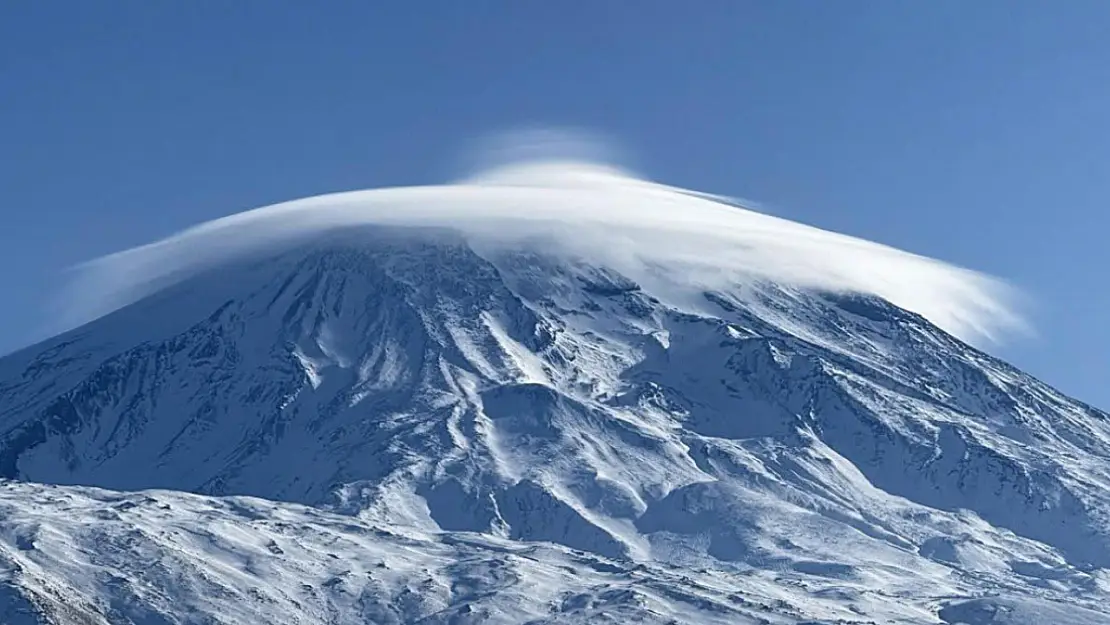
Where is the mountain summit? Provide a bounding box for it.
[1,163,1107,624]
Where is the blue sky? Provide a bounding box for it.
[2,2,1107,407]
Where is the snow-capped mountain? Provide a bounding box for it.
[1,163,1108,624]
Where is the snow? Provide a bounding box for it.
[0,168,1105,623]
[938,596,1110,625]
[3,482,1104,624]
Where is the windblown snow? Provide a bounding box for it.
[1,161,1105,624]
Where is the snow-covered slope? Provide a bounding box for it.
[1,164,1108,624]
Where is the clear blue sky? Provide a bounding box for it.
[2,2,1107,408]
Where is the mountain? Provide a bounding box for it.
[1,164,1108,624]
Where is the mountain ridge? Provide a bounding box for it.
[0,169,1107,623]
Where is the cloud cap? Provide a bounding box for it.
[61,161,1024,345]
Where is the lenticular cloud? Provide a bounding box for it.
[61,159,1024,345]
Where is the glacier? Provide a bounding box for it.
[0,163,1108,624]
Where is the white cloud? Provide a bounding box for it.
[61,159,1024,345]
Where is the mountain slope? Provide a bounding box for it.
[1,166,1108,623]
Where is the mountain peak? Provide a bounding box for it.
[3,167,1103,624]
[57,160,1021,347]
